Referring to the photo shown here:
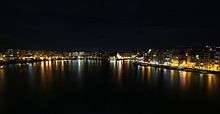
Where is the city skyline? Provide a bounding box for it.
[1,45,220,72]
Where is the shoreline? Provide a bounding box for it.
[135,62,220,74]
[0,58,106,67]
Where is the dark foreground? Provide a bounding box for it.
[0,60,220,114]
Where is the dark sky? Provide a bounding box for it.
[1,0,220,49]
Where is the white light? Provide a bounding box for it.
[148,49,152,53]
[116,53,122,59]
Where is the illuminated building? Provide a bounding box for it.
[0,46,220,72]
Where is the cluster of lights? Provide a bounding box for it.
[140,58,220,72]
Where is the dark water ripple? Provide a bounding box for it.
[0,60,220,113]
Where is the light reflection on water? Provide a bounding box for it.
[116,61,123,84]
[0,69,5,96]
[109,61,220,96]
[179,71,191,91]
[138,66,219,95]
[40,61,53,92]
[141,66,145,82]
[207,74,218,95]
[147,66,152,84]
[0,60,219,97]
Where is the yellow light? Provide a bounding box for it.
[40,57,44,60]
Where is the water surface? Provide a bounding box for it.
[0,60,220,113]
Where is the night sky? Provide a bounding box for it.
[1,0,220,49]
